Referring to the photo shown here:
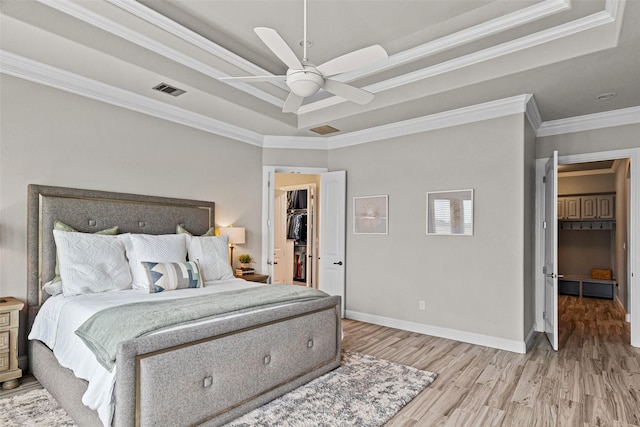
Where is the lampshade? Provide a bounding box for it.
[218,226,245,245]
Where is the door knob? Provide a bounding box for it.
[333,261,343,266]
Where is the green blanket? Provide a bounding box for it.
[75,284,328,371]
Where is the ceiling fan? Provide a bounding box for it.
[219,0,388,113]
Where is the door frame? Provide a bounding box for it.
[535,147,640,347]
[261,166,328,281]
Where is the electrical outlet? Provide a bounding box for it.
[419,300,426,310]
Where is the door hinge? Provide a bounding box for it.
[543,176,546,183]
[543,221,547,229]
[543,311,546,320]
[542,266,547,274]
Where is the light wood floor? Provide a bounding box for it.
[342,295,640,427]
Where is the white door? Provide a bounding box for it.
[272,190,286,284]
[544,151,559,350]
[319,171,346,317]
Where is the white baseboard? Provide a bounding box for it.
[345,310,527,354]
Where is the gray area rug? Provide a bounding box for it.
[0,352,436,427]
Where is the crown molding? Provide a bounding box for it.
[299,3,617,115]
[3,50,636,150]
[36,0,285,109]
[335,0,570,83]
[537,106,640,137]
[0,50,264,146]
[525,96,543,132]
[264,95,532,150]
[38,0,578,117]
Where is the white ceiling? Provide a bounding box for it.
[1,0,639,140]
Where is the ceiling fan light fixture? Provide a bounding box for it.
[286,68,324,97]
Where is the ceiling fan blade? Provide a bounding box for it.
[254,27,303,71]
[219,75,286,83]
[317,45,388,77]
[282,92,304,113]
[323,79,374,105]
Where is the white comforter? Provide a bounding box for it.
[28,279,264,427]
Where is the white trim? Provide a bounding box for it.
[38,0,619,118]
[36,0,285,109]
[105,0,287,91]
[537,106,640,137]
[526,95,543,132]
[0,51,264,146]
[261,166,328,280]
[558,169,615,178]
[535,148,640,348]
[2,50,636,149]
[345,310,527,354]
[298,2,618,115]
[334,0,570,83]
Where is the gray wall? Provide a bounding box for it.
[523,119,537,341]
[537,123,640,158]
[328,114,528,342]
[0,76,264,304]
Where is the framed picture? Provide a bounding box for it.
[354,195,388,234]
[426,189,474,235]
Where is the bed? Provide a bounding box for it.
[26,184,341,427]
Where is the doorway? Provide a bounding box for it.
[556,159,631,345]
[261,166,347,316]
[273,174,319,287]
[536,148,639,349]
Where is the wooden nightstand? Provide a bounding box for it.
[240,274,269,283]
[0,297,24,390]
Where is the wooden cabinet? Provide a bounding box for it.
[581,196,597,219]
[558,196,581,219]
[558,194,614,220]
[0,297,24,390]
[597,195,615,219]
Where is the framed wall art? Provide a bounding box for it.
[354,195,388,234]
[426,189,474,235]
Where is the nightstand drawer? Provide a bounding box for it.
[0,331,8,351]
[0,352,8,372]
[0,312,10,328]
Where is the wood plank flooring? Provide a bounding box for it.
[342,295,640,427]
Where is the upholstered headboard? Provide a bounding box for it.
[26,184,215,326]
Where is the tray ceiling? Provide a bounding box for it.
[1,0,638,140]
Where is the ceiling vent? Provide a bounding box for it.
[152,83,186,97]
[310,125,340,135]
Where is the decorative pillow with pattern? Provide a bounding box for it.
[142,261,202,293]
[122,233,188,291]
[52,221,119,285]
[187,235,235,283]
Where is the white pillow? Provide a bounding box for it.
[123,233,188,290]
[53,230,132,296]
[187,235,234,283]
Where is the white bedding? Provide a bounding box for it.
[29,278,265,427]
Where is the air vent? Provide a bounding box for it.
[310,125,340,135]
[152,83,186,97]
